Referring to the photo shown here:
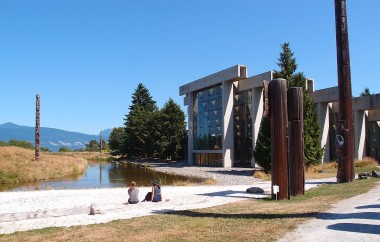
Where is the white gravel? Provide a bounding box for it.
[0,184,270,234]
[0,177,334,235]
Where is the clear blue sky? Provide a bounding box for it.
[1,0,379,135]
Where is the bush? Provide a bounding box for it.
[59,147,72,152]
[355,157,378,167]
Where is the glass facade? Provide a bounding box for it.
[193,153,223,166]
[233,90,253,167]
[193,85,223,150]
[192,85,223,167]
[366,121,380,161]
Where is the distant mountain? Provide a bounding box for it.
[0,122,111,152]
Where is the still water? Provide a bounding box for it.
[0,162,199,192]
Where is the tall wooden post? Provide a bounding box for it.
[99,131,103,153]
[288,87,304,196]
[35,93,40,161]
[334,0,355,182]
[270,79,289,200]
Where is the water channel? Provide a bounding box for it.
[0,162,200,192]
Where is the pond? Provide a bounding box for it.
[0,162,200,192]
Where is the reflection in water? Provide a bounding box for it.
[0,163,200,192]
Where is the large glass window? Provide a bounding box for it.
[193,153,223,166]
[366,121,380,161]
[233,90,253,167]
[193,85,222,150]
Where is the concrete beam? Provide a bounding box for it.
[354,110,367,160]
[187,93,194,165]
[222,80,234,168]
[316,102,330,163]
[251,86,264,167]
[368,110,380,121]
[353,94,380,111]
[179,65,247,96]
[310,86,338,103]
[237,71,273,91]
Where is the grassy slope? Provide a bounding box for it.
[0,146,88,183]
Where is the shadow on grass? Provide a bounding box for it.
[197,190,269,199]
[305,181,336,185]
[164,210,317,220]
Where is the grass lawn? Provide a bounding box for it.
[1,178,379,242]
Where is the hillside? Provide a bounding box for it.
[0,122,111,152]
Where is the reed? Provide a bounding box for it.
[0,146,88,184]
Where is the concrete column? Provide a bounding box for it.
[187,93,194,165]
[251,86,264,167]
[316,102,330,163]
[222,80,234,168]
[354,110,366,160]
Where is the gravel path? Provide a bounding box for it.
[133,160,262,185]
[279,181,380,242]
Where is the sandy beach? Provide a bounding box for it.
[0,178,334,234]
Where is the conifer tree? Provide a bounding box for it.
[252,117,271,172]
[253,43,324,169]
[157,98,186,160]
[123,83,158,158]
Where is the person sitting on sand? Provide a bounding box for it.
[142,180,162,202]
[128,181,139,204]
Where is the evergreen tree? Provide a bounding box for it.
[123,83,158,158]
[157,98,186,160]
[275,42,324,166]
[108,127,126,155]
[85,140,100,152]
[253,43,324,169]
[360,87,372,96]
[252,117,271,172]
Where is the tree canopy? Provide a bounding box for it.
[118,83,186,160]
[254,42,324,171]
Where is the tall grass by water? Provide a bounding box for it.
[0,146,88,184]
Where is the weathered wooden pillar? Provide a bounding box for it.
[35,93,40,161]
[269,79,289,200]
[100,131,103,153]
[334,0,355,182]
[288,87,304,196]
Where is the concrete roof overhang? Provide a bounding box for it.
[179,65,248,96]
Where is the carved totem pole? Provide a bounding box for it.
[35,93,40,161]
[334,0,355,182]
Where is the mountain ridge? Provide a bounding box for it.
[0,122,111,152]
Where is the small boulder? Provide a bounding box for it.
[89,203,101,215]
[246,187,264,194]
[358,172,369,179]
[372,170,380,178]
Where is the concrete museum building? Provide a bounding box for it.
[179,65,380,168]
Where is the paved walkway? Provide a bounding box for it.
[280,181,380,242]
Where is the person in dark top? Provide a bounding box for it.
[128,181,139,204]
[142,180,162,202]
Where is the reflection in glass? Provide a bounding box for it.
[193,153,223,166]
[193,85,222,150]
[366,121,380,161]
[233,90,253,167]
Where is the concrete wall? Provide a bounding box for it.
[180,65,380,167]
